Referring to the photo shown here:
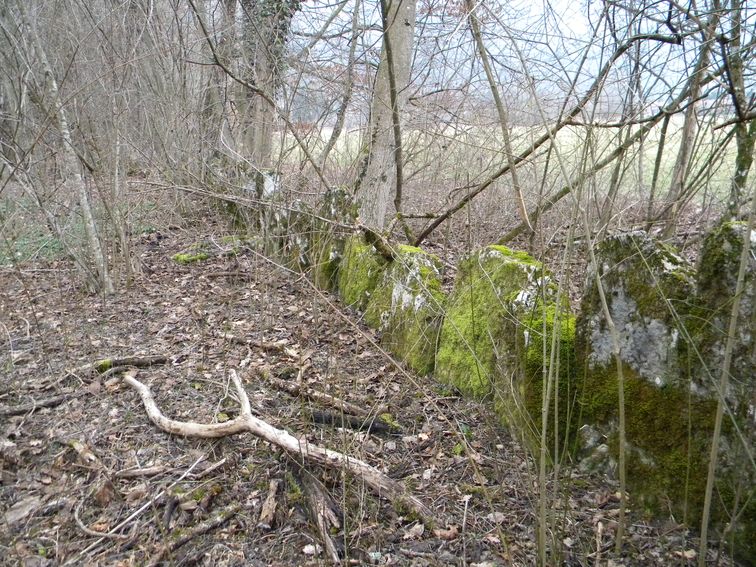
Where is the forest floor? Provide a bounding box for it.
[0,209,731,566]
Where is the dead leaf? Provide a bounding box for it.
[434,525,459,540]
[93,479,118,507]
[403,522,425,540]
[486,512,506,524]
[179,499,198,511]
[125,483,148,503]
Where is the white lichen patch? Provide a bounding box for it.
[588,286,679,385]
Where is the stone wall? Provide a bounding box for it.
[245,184,754,559]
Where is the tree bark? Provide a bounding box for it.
[356,0,416,230]
[238,0,296,169]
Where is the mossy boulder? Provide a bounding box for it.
[435,245,576,453]
[693,221,755,561]
[695,221,755,395]
[575,233,722,527]
[364,245,445,375]
[310,187,357,290]
[338,236,388,310]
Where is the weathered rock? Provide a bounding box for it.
[695,221,755,396]
[281,201,315,271]
[575,232,726,540]
[364,246,445,375]
[435,245,576,452]
[338,236,388,310]
[693,221,755,561]
[310,187,357,290]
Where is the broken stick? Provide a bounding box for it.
[121,370,431,520]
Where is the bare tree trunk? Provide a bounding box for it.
[238,0,295,170]
[723,0,756,219]
[465,0,531,233]
[356,0,416,230]
[201,0,237,168]
[16,0,114,294]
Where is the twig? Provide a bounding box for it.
[74,498,130,540]
[190,457,228,480]
[115,466,167,479]
[0,390,88,417]
[257,479,281,530]
[263,372,372,418]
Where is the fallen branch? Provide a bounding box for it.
[0,390,87,417]
[122,370,430,520]
[94,356,168,374]
[257,479,281,530]
[263,372,374,418]
[361,225,395,261]
[310,409,397,435]
[300,469,342,564]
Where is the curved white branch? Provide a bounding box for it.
[122,371,430,519]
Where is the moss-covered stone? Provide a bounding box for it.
[172,252,210,264]
[695,221,755,395]
[574,232,737,544]
[436,245,576,453]
[693,221,755,561]
[338,236,388,310]
[364,245,446,375]
[310,187,357,290]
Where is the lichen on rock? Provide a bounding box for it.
[574,231,740,545]
[364,245,445,375]
[310,187,357,290]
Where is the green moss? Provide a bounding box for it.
[338,236,388,310]
[501,303,578,456]
[435,245,576,456]
[575,231,755,560]
[379,412,401,430]
[311,238,341,290]
[94,359,112,373]
[436,245,547,398]
[578,362,717,523]
[172,252,210,264]
[487,244,540,265]
[286,471,304,504]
